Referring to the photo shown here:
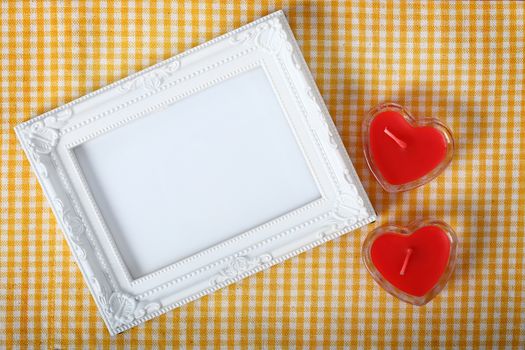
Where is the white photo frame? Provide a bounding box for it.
[15,11,376,335]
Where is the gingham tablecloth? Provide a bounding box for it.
[1,1,524,348]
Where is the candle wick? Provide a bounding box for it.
[384,128,407,149]
[400,248,413,276]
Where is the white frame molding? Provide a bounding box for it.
[15,11,375,335]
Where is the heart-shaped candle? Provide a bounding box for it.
[362,219,458,306]
[363,103,454,192]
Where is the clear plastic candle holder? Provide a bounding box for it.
[362,103,455,192]
[362,218,458,306]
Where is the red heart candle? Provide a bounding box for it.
[363,103,454,192]
[362,219,458,306]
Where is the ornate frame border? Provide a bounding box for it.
[15,11,376,335]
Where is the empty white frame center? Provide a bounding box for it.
[74,68,321,278]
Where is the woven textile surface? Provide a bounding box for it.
[1,1,524,348]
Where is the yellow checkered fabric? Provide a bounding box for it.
[1,1,524,347]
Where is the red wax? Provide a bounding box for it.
[369,111,447,185]
[370,225,451,297]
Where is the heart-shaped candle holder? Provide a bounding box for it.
[363,103,454,192]
[362,219,458,306]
